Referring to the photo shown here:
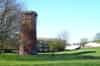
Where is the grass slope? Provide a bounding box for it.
[0,48,100,66]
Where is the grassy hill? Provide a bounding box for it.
[0,48,100,66]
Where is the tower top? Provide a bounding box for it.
[22,11,37,16]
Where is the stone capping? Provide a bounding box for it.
[22,11,37,16]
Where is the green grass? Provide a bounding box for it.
[0,48,100,66]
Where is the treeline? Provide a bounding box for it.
[37,38,66,52]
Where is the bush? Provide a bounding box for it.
[47,39,66,52]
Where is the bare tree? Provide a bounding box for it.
[0,0,21,50]
[58,31,68,43]
[80,38,88,48]
[57,31,69,50]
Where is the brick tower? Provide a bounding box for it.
[19,11,37,55]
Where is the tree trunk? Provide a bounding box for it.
[19,43,24,55]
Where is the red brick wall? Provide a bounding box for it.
[20,12,37,54]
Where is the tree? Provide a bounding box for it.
[58,31,68,49]
[48,39,66,51]
[80,38,88,48]
[0,0,21,51]
[47,31,68,55]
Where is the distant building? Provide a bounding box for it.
[85,42,100,48]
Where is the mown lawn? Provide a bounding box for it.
[0,48,100,66]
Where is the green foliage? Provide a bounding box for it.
[47,39,66,52]
[94,40,100,43]
[37,39,66,52]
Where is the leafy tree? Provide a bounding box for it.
[47,39,65,56]
[48,39,65,51]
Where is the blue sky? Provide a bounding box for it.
[21,0,100,43]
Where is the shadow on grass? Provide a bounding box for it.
[0,50,100,61]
